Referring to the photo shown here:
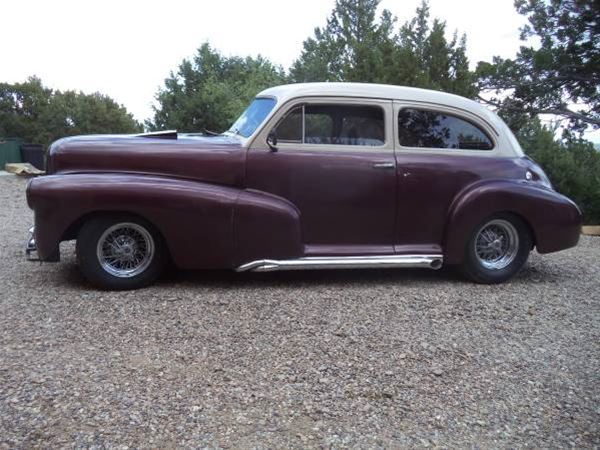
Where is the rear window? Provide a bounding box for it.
[398,108,493,150]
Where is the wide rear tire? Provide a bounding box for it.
[461,213,532,284]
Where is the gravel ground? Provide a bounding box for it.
[1,174,599,448]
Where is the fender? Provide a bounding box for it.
[233,189,303,266]
[444,180,582,265]
[28,174,304,269]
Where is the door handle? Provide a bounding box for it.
[372,162,396,169]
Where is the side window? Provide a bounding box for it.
[274,104,385,147]
[276,107,302,143]
[305,107,334,144]
[398,108,493,150]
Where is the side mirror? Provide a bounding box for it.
[267,131,278,152]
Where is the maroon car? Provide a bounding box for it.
[26,83,582,289]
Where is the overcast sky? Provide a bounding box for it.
[2,0,598,142]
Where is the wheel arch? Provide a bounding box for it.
[443,180,578,264]
[62,210,173,261]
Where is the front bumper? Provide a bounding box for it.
[26,227,39,261]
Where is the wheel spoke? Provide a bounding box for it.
[474,219,520,270]
[97,223,155,278]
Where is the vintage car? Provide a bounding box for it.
[26,83,582,290]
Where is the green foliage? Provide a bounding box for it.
[518,119,600,223]
[290,0,476,98]
[0,77,141,148]
[477,0,599,133]
[147,43,286,133]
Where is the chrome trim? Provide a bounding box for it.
[474,219,519,270]
[26,226,39,261]
[96,222,155,278]
[236,254,443,273]
[372,162,396,169]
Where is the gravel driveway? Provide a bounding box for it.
[1,174,598,448]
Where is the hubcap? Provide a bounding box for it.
[474,219,519,270]
[96,223,155,278]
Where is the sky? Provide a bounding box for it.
[1,0,597,142]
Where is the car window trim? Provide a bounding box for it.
[280,102,387,148]
[393,101,499,155]
[249,96,394,153]
[398,107,495,151]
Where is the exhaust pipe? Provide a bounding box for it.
[430,258,443,270]
[236,254,444,273]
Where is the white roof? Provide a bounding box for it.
[260,82,484,114]
[255,82,523,157]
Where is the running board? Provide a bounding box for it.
[236,255,444,273]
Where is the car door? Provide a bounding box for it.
[392,101,499,253]
[245,97,397,255]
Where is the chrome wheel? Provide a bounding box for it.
[96,222,155,278]
[474,219,519,270]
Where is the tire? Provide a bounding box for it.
[461,213,532,284]
[76,214,167,290]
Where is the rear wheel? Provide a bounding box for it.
[76,215,167,290]
[461,214,532,284]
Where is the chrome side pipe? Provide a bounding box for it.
[236,254,444,273]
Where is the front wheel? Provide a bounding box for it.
[461,214,532,284]
[76,215,167,290]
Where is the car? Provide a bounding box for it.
[26,82,582,290]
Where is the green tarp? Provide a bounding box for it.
[0,138,23,168]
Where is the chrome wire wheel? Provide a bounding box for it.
[474,219,519,270]
[96,222,155,278]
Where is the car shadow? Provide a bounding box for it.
[57,257,556,292]
[160,265,460,289]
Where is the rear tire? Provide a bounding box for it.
[76,214,167,290]
[461,213,532,284]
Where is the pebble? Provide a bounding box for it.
[0,176,598,448]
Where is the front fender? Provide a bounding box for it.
[28,174,305,269]
[233,189,303,266]
[444,180,582,264]
[28,174,239,268]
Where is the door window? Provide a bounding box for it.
[275,104,385,146]
[398,108,493,150]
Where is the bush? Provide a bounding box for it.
[517,121,600,224]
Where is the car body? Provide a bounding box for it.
[26,83,582,289]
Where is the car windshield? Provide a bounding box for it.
[228,97,276,138]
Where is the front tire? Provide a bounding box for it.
[76,215,167,290]
[461,213,532,284]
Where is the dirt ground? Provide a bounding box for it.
[1,175,598,448]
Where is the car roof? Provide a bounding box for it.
[256,82,523,157]
[260,82,480,113]
[251,82,523,156]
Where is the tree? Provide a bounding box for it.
[518,118,600,223]
[398,2,476,97]
[0,76,141,148]
[147,43,286,133]
[290,0,477,98]
[290,0,397,83]
[477,0,599,133]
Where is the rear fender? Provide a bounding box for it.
[444,180,582,264]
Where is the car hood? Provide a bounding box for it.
[46,133,246,187]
